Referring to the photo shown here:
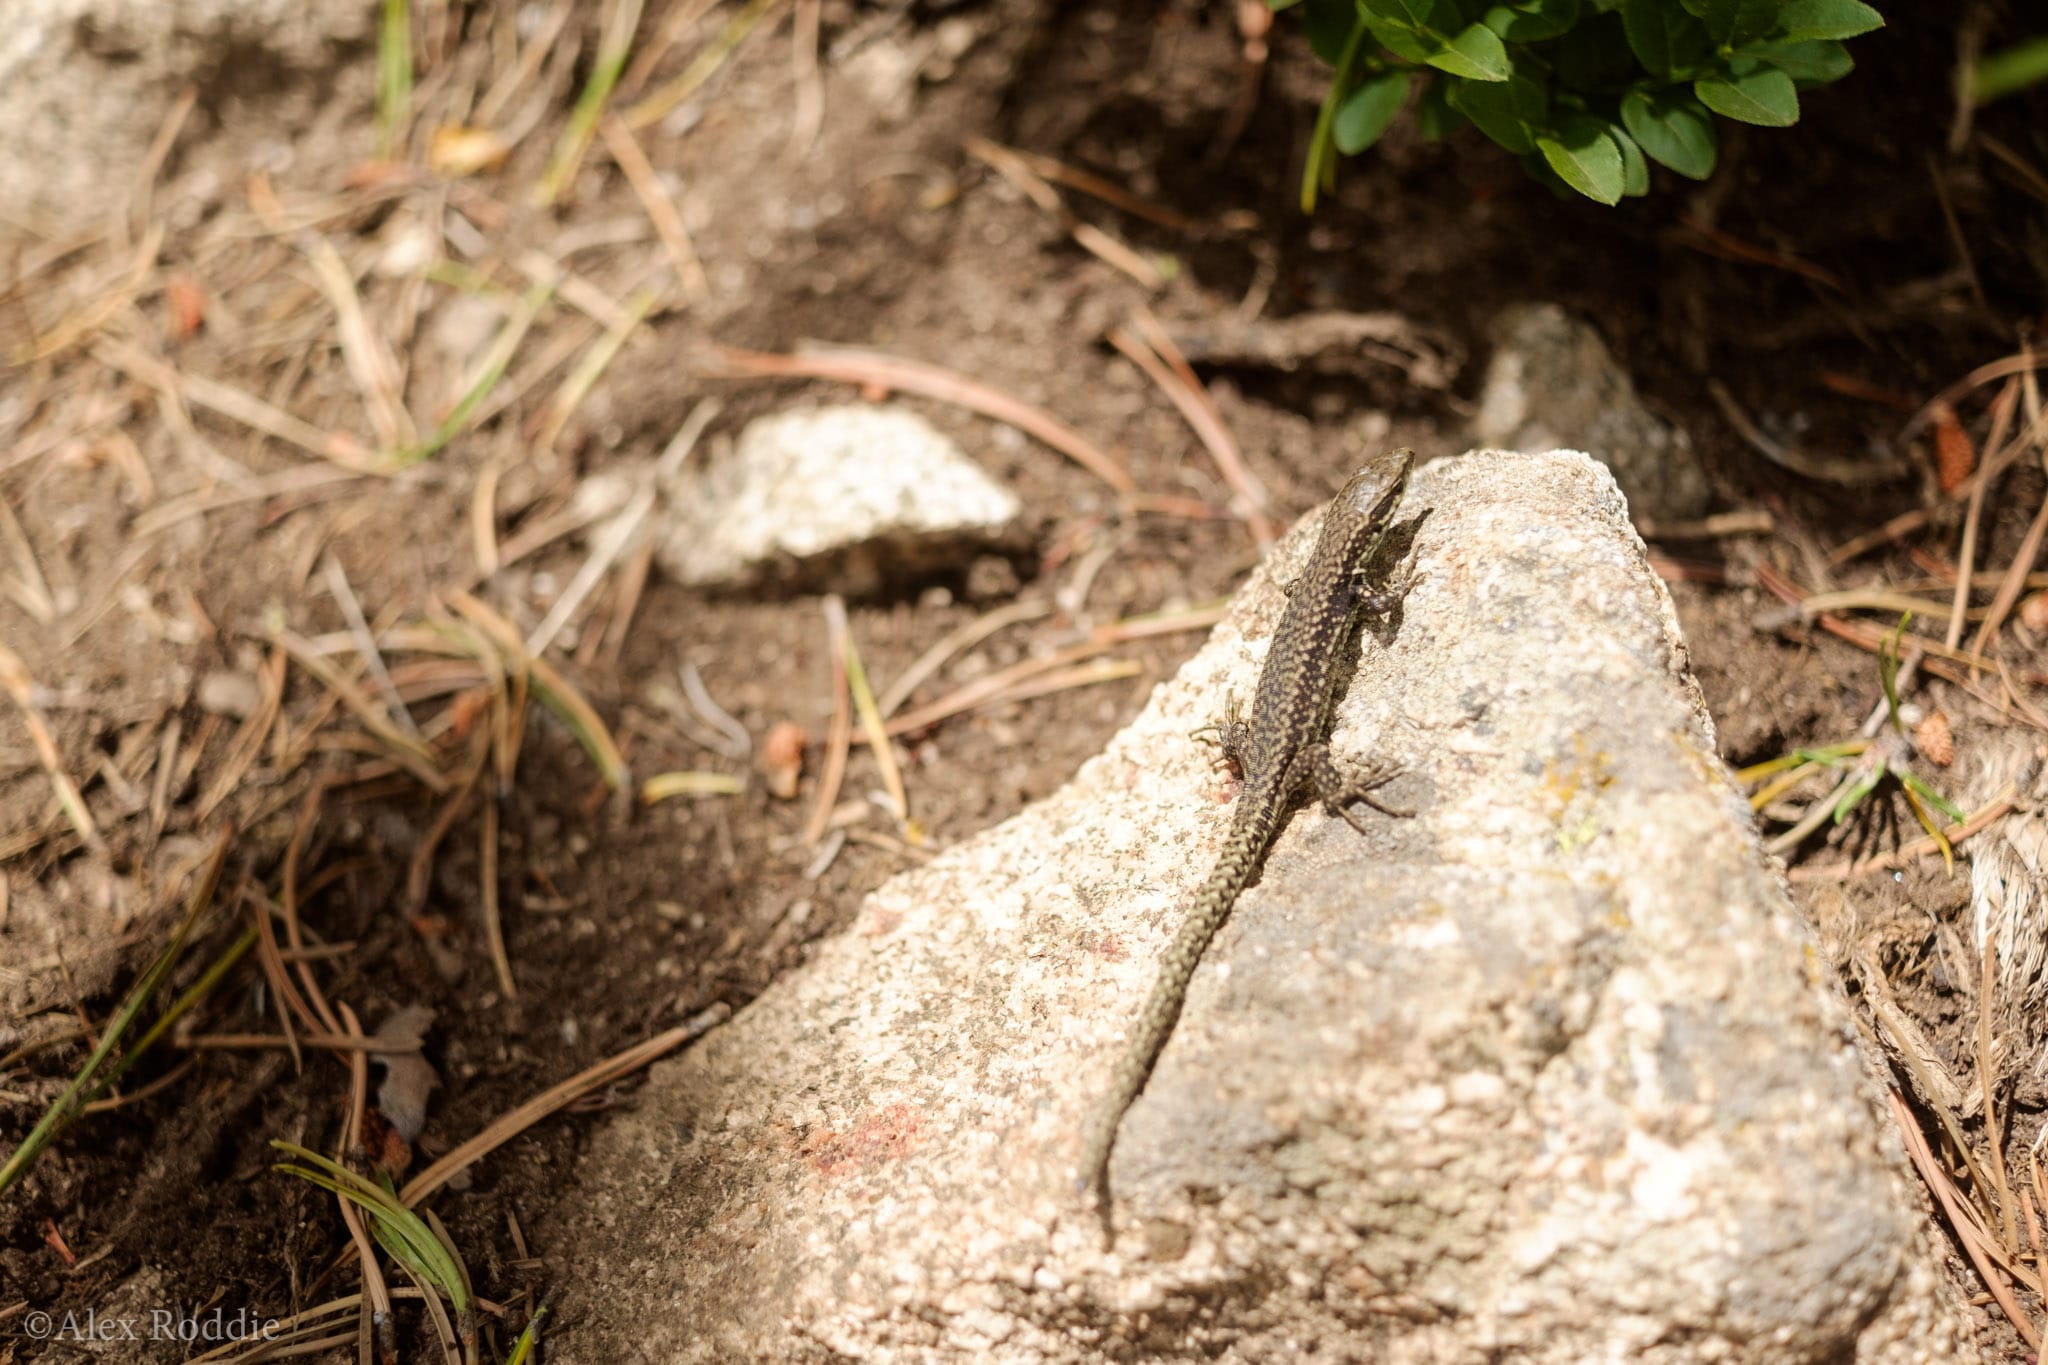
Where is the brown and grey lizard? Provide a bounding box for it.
[1077,447,1417,1220]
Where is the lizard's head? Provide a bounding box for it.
[1332,447,1414,549]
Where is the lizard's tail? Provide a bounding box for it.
[1075,796,1282,1214]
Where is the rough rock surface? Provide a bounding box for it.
[551,450,1971,1363]
[1,0,373,233]
[653,404,1022,594]
[1470,305,1713,523]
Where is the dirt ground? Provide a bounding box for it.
[3,0,2047,1360]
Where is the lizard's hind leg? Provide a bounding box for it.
[1302,742,1410,833]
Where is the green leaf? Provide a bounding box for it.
[1899,770,1966,823]
[1620,0,1710,77]
[1482,0,1579,41]
[1425,21,1514,80]
[1774,0,1883,42]
[1832,760,1885,824]
[1361,8,1436,62]
[1696,0,1781,46]
[1750,37,1853,86]
[1619,87,1716,177]
[1696,62,1799,125]
[1334,71,1413,153]
[1535,114,1626,203]
[1611,123,1650,195]
[1365,0,1438,25]
[1268,0,1306,8]
[1975,35,2048,104]
[1447,70,1546,153]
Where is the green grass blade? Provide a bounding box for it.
[377,0,414,158]
[0,832,230,1195]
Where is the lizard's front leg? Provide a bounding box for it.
[1191,690,1254,780]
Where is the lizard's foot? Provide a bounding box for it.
[1307,744,1410,833]
[1353,540,1423,619]
[1192,690,1251,777]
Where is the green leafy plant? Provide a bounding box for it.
[1278,0,1885,208]
[272,1142,472,1316]
[1973,35,2048,104]
[1736,616,1966,869]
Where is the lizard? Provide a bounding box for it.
[1076,447,1417,1223]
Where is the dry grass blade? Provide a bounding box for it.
[93,337,379,471]
[827,595,909,830]
[14,222,163,364]
[324,555,420,738]
[480,775,512,999]
[0,641,104,852]
[875,598,1052,720]
[965,137,1163,289]
[617,0,717,99]
[711,344,1137,494]
[871,605,1222,740]
[976,658,1142,709]
[251,887,313,1072]
[331,1001,396,1358]
[271,627,449,791]
[0,493,58,623]
[1947,379,2020,648]
[623,0,787,131]
[510,251,641,332]
[1754,563,2048,684]
[471,459,504,577]
[786,0,823,161]
[125,84,197,245]
[477,0,575,124]
[1977,943,2018,1248]
[1110,311,1274,544]
[399,1002,730,1206]
[282,785,346,1036]
[132,466,369,539]
[177,1028,417,1053]
[533,285,658,451]
[403,729,488,919]
[1888,1090,2042,1350]
[534,0,646,207]
[981,141,1191,230]
[1967,483,2048,665]
[306,235,417,450]
[1788,784,2019,882]
[190,1294,363,1362]
[803,596,855,847]
[598,115,709,301]
[591,537,655,672]
[1796,588,1993,620]
[1098,603,1227,640]
[448,592,628,789]
[1902,349,2048,441]
[875,638,1113,739]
